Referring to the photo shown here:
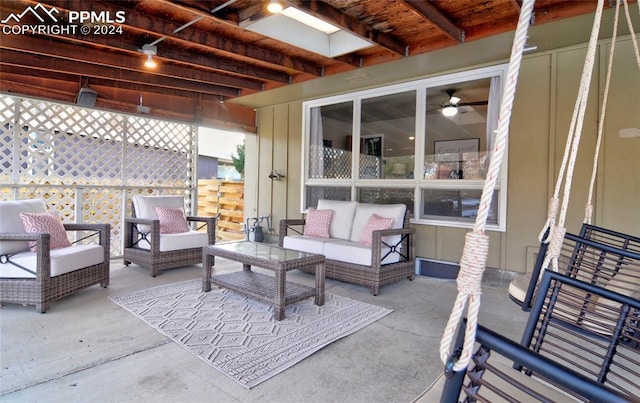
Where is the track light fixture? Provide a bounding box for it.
[141,44,157,69]
[267,0,283,13]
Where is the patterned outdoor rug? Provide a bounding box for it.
[109,279,392,389]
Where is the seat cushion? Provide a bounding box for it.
[508,273,532,303]
[0,199,47,255]
[0,244,104,278]
[283,235,338,255]
[323,240,400,266]
[316,199,358,241]
[136,230,208,252]
[132,195,185,233]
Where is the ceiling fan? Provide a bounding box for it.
[436,89,488,117]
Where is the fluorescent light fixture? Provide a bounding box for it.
[281,7,339,34]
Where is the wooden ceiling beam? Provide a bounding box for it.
[0,34,264,92]
[244,0,407,57]
[9,0,294,83]
[0,49,240,97]
[402,0,464,43]
[0,64,205,99]
[125,0,325,76]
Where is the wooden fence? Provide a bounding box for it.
[197,179,245,242]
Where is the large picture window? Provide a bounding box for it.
[302,65,508,231]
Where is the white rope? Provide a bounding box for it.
[439,0,535,371]
[585,0,622,225]
[623,0,640,69]
[542,0,605,272]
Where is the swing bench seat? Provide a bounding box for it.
[431,270,640,402]
[509,223,640,311]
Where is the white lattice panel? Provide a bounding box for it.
[126,117,195,188]
[0,96,16,184]
[1,94,197,257]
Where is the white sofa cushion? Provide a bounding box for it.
[316,199,358,241]
[0,199,48,255]
[283,235,339,255]
[323,240,400,266]
[0,244,104,278]
[350,203,406,244]
[136,230,208,252]
[133,195,185,233]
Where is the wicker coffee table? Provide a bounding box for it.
[202,241,325,320]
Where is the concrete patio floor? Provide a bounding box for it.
[1,258,529,403]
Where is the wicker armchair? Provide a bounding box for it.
[123,196,216,277]
[0,199,110,313]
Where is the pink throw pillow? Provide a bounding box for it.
[155,206,190,234]
[359,214,394,246]
[303,208,333,238]
[20,212,72,252]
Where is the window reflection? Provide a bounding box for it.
[421,189,498,224]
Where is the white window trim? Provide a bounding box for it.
[301,64,509,232]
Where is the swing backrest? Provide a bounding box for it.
[520,224,640,310]
[440,270,639,402]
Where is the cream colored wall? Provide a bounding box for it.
[247,36,639,273]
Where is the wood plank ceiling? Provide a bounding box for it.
[0,0,610,132]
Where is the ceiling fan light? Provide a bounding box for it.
[442,105,458,117]
[267,0,283,13]
[449,95,461,105]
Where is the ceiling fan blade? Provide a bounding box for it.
[458,100,488,106]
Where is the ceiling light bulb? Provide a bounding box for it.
[141,44,158,69]
[144,54,157,68]
[449,96,461,105]
[267,0,283,13]
[442,105,458,117]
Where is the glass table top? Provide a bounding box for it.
[210,241,319,262]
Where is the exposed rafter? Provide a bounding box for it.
[402,0,464,43]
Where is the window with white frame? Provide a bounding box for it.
[302,65,508,231]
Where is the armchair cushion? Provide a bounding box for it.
[303,208,332,238]
[136,230,209,252]
[20,212,72,252]
[0,199,47,255]
[0,244,104,278]
[155,206,189,234]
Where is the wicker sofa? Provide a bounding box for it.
[0,199,110,313]
[279,199,415,295]
[123,195,216,277]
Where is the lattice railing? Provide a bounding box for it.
[0,95,197,257]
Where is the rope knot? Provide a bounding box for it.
[543,226,566,271]
[457,232,489,296]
